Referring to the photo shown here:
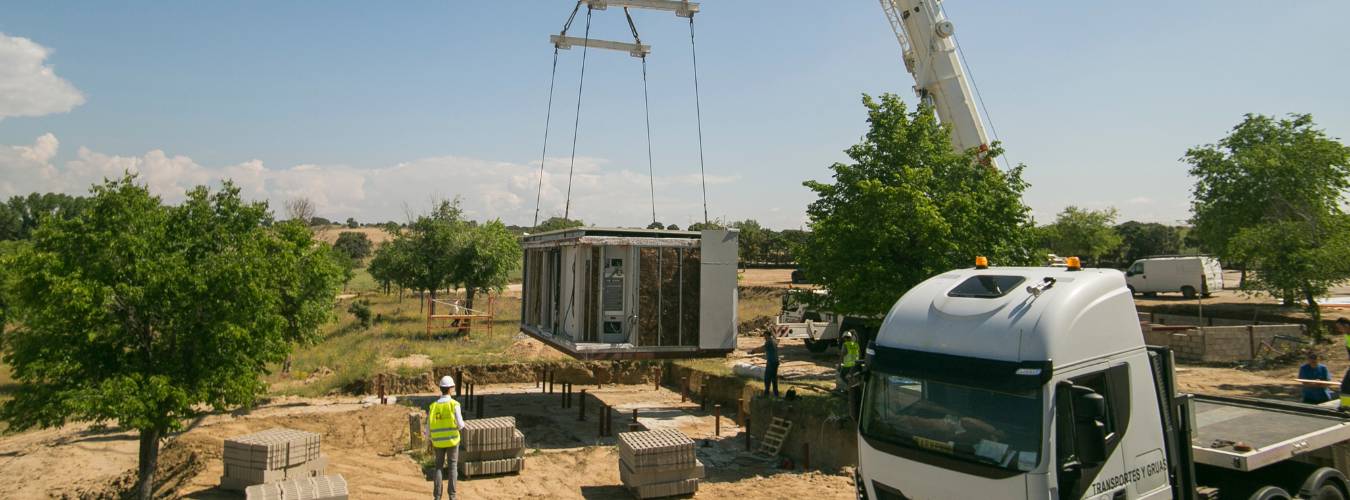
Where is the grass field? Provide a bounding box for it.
[272,267,528,396]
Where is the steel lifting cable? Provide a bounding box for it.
[562,6,593,221]
[625,7,658,226]
[533,1,584,227]
[687,15,709,225]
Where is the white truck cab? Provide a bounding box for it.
[856,264,1350,500]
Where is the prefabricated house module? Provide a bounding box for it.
[519,227,738,359]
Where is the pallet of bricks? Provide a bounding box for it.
[221,428,326,492]
[618,429,704,499]
[245,475,348,500]
[458,416,525,477]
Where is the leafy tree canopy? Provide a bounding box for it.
[0,175,342,498]
[1186,113,1350,336]
[1114,221,1182,264]
[333,231,373,261]
[1038,206,1123,266]
[0,192,89,240]
[798,93,1035,318]
[533,216,583,233]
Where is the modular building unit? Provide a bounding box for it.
[520,227,737,359]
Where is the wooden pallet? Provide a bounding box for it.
[754,417,792,459]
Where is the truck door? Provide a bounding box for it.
[1054,365,1132,499]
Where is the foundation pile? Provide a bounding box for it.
[458,416,525,477]
[221,428,326,491]
[618,429,704,499]
[244,474,348,500]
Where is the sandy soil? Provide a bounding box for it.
[0,385,854,499]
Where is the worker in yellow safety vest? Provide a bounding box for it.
[1338,317,1350,360]
[835,330,861,392]
[424,375,464,500]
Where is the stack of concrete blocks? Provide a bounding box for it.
[244,474,348,500]
[458,416,525,478]
[617,429,704,499]
[221,428,326,491]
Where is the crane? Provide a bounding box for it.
[879,0,990,154]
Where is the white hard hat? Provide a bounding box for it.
[843,330,855,340]
[438,375,456,388]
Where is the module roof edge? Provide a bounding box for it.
[521,226,725,241]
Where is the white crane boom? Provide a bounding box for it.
[879,0,989,154]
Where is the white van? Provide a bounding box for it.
[1125,255,1223,298]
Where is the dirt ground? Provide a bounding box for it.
[0,384,854,499]
[738,268,799,289]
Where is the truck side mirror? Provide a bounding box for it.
[1071,386,1108,468]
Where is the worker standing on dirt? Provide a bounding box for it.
[1299,352,1334,405]
[835,330,860,391]
[425,375,465,500]
[762,329,780,397]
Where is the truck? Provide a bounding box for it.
[854,262,1350,499]
[1126,255,1225,299]
[774,288,877,353]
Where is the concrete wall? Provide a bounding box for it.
[748,396,856,472]
[1136,311,1287,327]
[1141,324,1306,362]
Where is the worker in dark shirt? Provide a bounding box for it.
[761,329,780,397]
[1299,352,1333,404]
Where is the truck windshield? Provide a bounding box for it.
[861,371,1043,473]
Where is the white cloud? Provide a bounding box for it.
[0,133,742,227]
[0,33,85,120]
[1125,196,1154,205]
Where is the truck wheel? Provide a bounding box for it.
[1300,467,1348,500]
[1128,285,1137,296]
[1182,286,1198,299]
[1307,485,1347,500]
[1248,485,1291,500]
[804,338,831,353]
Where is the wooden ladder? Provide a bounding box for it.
[755,417,792,459]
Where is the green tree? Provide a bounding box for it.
[1186,113,1350,337]
[799,94,1034,318]
[0,192,89,240]
[0,176,341,499]
[333,231,373,262]
[1114,221,1182,264]
[731,220,767,265]
[646,221,666,230]
[453,220,522,310]
[345,217,359,228]
[400,200,465,312]
[534,216,583,233]
[1040,206,1124,266]
[686,219,725,231]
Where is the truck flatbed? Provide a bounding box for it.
[1191,394,1350,472]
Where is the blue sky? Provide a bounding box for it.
[1,1,1347,229]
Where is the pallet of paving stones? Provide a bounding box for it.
[222,456,328,491]
[460,429,525,462]
[617,429,697,470]
[626,478,699,499]
[245,474,348,500]
[620,457,705,488]
[224,428,322,470]
[459,416,518,449]
[221,427,325,491]
[459,456,525,478]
